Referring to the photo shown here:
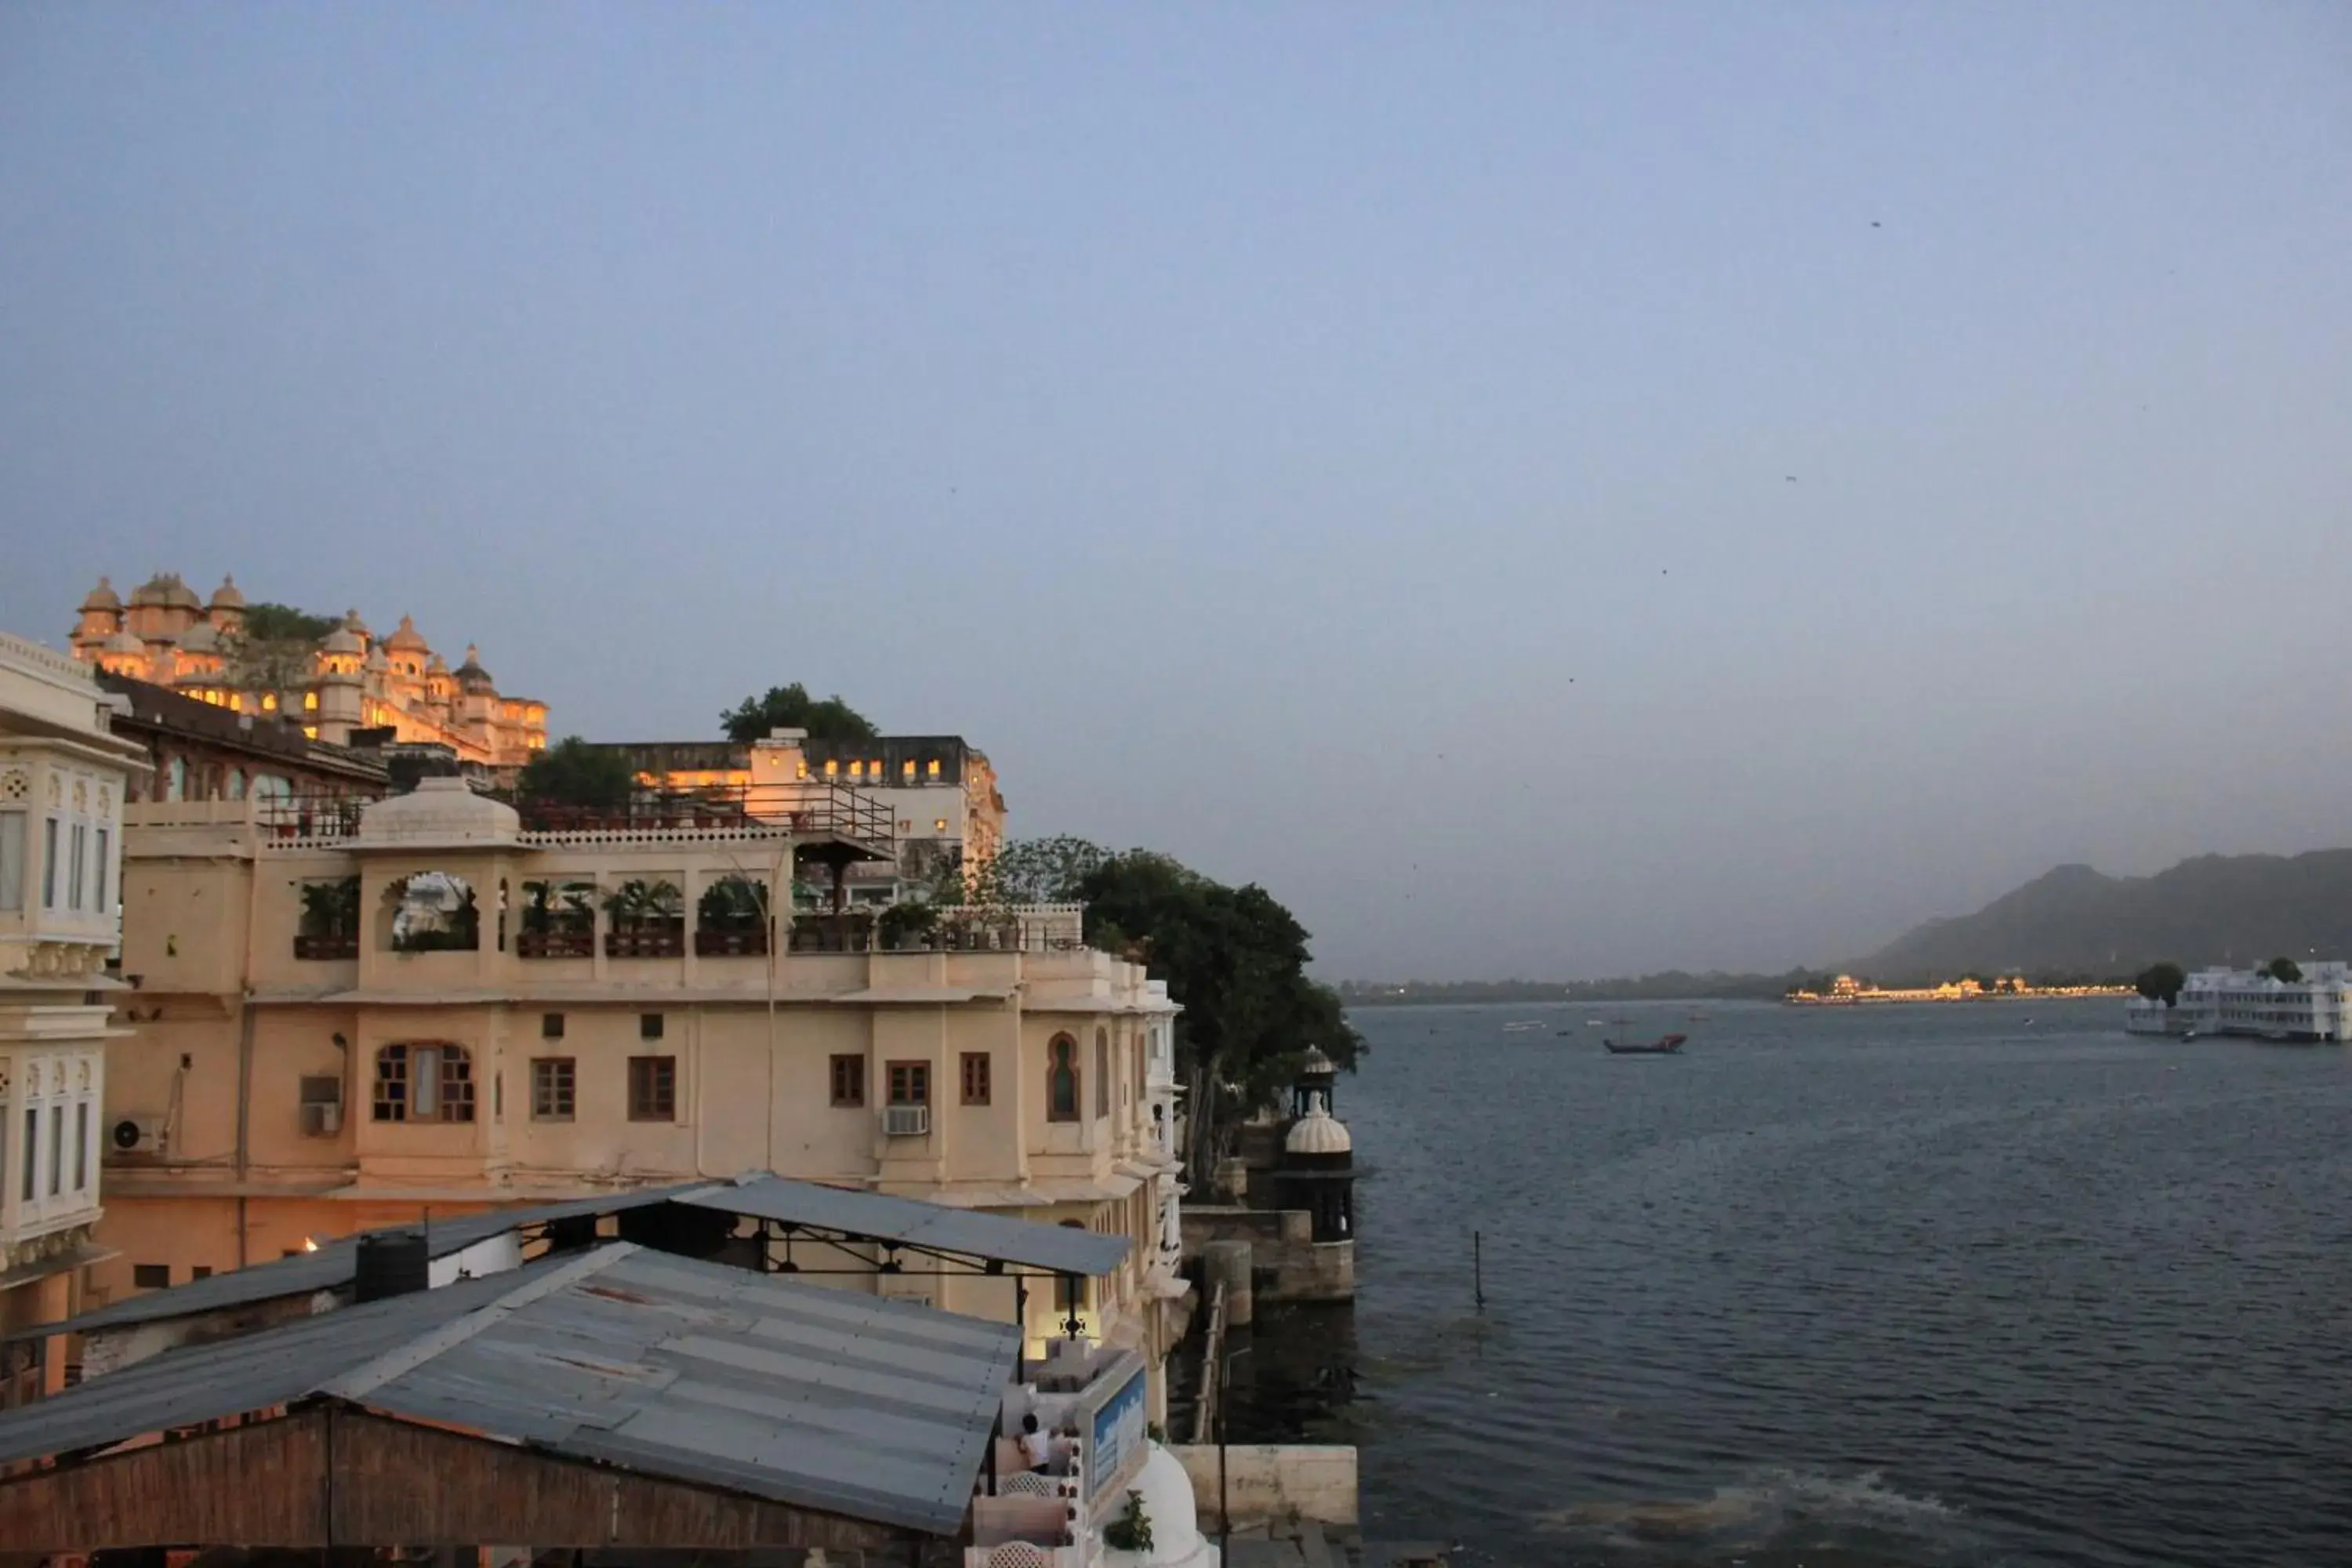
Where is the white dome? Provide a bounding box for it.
[1298,1044,1336,1077]
[357,776,519,847]
[1284,1106,1352,1156]
[1099,1444,1217,1568]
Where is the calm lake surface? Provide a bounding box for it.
[1225,998,2352,1566]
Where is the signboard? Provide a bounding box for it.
[1087,1363,1150,1501]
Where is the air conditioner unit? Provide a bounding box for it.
[882,1104,930,1138]
[300,1102,343,1137]
[111,1116,167,1155]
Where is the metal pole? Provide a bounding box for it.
[1217,1350,1229,1552]
[1474,1229,1484,1309]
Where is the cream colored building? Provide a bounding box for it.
[68,573,546,772]
[0,631,146,1402]
[597,729,1007,904]
[100,779,1192,1412]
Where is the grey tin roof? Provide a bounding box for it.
[14,1185,697,1341]
[25,1172,1127,1345]
[0,1244,1020,1537]
[677,1174,1130,1277]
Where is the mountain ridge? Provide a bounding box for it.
[1854,848,2352,980]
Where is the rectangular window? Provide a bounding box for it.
[0,818,21,912]
[132,1264,170,1290]
[192,1265,212,1279]
[19,1108,33,1201]
[628,1055,676,1121]
[887,1061,929,1106]
[640,1013,664,1040]
[48,1105,62,1196]
[67,823,86,911]
[93,827,109,913]
[532,1057,575,1120]
[0,811,22,911]
[927,759,941,778]
[74,1102,88,1191]
[42,817,59,908]
[542,1012,564,1040]
[829,1054,865,1108]
[960,1051,991,1106]
[1096,1034,1110,1118]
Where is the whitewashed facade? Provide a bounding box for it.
[2125,962,2352,1041]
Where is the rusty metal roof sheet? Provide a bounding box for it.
[0,1244,1019,1537]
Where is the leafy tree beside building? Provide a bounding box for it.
[721,684,879,742]
[2135,961,2187,1007]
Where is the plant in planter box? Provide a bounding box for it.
[1102,1490,1154,1554]
[877,901,938,950]
[696,876,770,955]
[602,878,684,956]
[295,875,362,957]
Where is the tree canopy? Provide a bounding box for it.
[226,602,339,694]
[517,736,634,810]
[721,684,879,743]
[2134,961,2187,1007]
[2265,956,2303,984]
[964,836,1361,1174]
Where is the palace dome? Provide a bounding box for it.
[357,776,520,847]
[81,577,121,612]
[1283,1105,1352,1157]
[1298,1044,1337,1080]
[383,615,430,653]
[104,629,144,654]
[322,625,364,655]
[209,575,245,610]
[455,644,495,691]
[1098,1444,1215,1568]
[130,572,202,610]
[176,622,223,653]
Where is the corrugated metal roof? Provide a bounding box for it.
[13,1185,697,1341]
[24,1171,1128,1345]
[0,1245,1018,1537]
[677,1174,1130,1277]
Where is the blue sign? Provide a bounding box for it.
[1087,1365,1150,1500]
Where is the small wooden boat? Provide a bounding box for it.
[1605,1033,1687,1055]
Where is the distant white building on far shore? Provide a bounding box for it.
[2126,962,2352,1042]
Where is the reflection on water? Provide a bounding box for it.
[1202,999,2352,1567]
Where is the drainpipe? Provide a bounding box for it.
[234,800,263,1268]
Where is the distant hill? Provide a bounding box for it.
[1855,851,2352,981]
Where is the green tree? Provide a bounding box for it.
[517,736,634,810]
[2265,956,2303,984]
[944,835,1110,906]
[1070,846,1363,1175]
[2135,961,2187,1007]
[225,601,338,695]
[721,684,879,743]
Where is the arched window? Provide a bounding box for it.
[1047,1034,1079,1123]
[1094,1029,1110,1118]
[226,770,245,801]
[372,1043,474,1123]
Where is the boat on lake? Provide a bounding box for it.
[1605,1033,1688,1055]
[1502,1020,1544,1033]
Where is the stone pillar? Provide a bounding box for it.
[1202,1239,1253,1327]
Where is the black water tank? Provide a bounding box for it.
[354,1229,430,1303]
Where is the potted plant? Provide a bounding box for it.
[877,900,939,951]
[602,878,684,958]
[519,880,596,958]
[1102,1490,1154,1554]
[294,875,361,960]
[695,877,770,956]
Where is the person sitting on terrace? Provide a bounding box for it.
[1020,1412,1051,1473]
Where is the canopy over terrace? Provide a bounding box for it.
[14,1173,1131,1352]
[0,1243,1022,1556]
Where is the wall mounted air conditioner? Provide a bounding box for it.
[300,1102,343,1136]
[111,1116,167,1155]
[882,1104,930,1138]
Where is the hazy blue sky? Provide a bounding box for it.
[5,5,2347,979]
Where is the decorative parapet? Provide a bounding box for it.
[0,630,96,686]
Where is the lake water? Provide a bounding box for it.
[1221,998,2352,1566]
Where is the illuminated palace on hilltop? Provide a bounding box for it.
[67,573,546,771]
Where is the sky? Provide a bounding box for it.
[4,5,2348,981]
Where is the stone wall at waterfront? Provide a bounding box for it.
[1167,1443,1358,1529]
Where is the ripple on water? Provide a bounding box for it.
[1314,1000,2352,1567]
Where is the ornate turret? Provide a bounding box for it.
[80,577,122,614]
[1290,1042,1338,1120]
[73,576,125,654]
[1277,1045,1355,1247]
[383,615,430,654]
[455,644,495,693]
